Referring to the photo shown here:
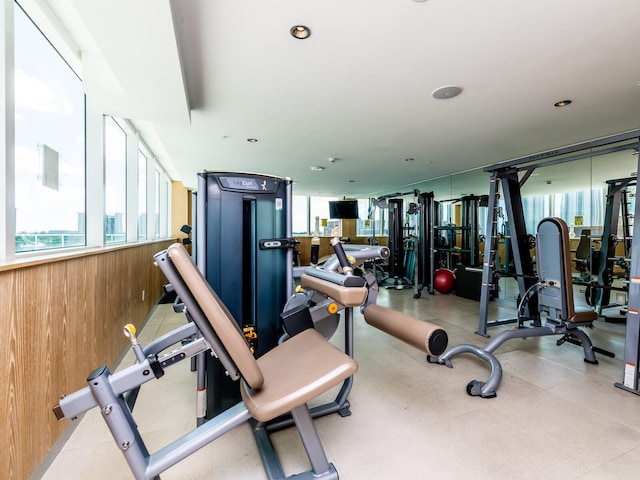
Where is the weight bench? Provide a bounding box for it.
[429,217,611,398]
[54,243,357,480]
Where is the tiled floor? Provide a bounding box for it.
[39,286,640,479]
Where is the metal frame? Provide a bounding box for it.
[414,190,435,298]
[477,168,538,336]
[431,217,600,398]
[590,177,635,313]
[54,247,346,480]
[477,129,640,337]
[616,143,640,395]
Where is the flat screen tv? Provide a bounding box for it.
[329,200,359,219]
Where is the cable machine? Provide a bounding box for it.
[414,191,435,298]
[196,171,294,418]
[413,192,485,298]
[372,193,417,289]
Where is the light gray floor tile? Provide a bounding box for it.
[40,285,640,480]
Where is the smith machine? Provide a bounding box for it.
[472,130,640,396]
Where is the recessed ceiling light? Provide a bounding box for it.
[554,100,572,107]
[290,25,311,40]
[310,166,325,171]
[247,138,258,143]
[432,85,463,100]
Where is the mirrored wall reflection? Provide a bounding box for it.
[369,136,640,303]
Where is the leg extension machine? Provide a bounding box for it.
[53,243,357,480]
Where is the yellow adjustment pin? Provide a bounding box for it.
[295,285,304,293]
[327,302,339,314]
[243,326,257,339]
[347,255,356,265]
[123,324,136,337]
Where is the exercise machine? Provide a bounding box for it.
[476,131,640,337]
[413,192,485,299]
[196,171,294,418]
[413,191,435,298]
[284,243,389,417]
[54,243,356,480]
[584,177,634,315]
[381,198,412,288]
[615,140,640,395]
[297,237,448,388]
[320,237,450,362]
[429,217,611,398]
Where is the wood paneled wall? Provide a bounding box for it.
[0,240,173,479]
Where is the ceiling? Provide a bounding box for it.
[39,0,640,197]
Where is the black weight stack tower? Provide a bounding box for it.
[196,171,292,417]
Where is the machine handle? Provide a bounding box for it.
[330,237,353,275]
[258,237,298,250]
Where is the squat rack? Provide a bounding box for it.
[474,129,640,395]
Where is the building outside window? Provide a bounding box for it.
[104,117,127,243]
[138,150,147,240]
[154,169,161,238]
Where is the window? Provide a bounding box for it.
[292,195,309,235]
[154,169,161,239]
[13,4,85,252]
[104,117,127,243]
[309,196,338,236]
[138,150,147,240]
[355,198,375,238]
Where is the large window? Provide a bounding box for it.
[292,195,308,235]
[138,150,147,240]
[13,4,85,252]
[154,169,161,239]
[310,196,338,236]
[104,117,127,243]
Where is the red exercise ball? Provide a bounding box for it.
[434,268,456,294]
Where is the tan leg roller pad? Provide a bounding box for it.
[363,304,448,356]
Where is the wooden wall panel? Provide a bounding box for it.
[0,240,173,479]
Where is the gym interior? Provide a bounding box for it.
[2,2,640,480]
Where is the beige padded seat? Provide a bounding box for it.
[241,328,357,422]
[167,243,358,422]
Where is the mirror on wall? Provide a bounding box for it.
[377,136,640,304]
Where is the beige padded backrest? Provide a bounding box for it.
[167,243,264,389]
[555,218,577,317]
